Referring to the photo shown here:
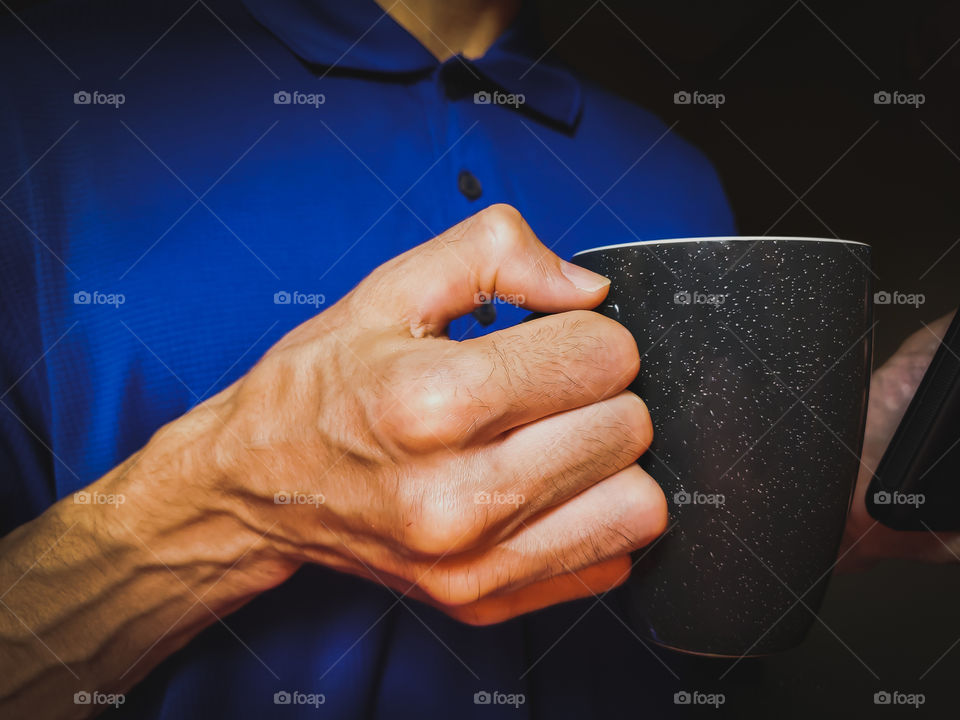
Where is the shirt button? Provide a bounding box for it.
[458,169,483,201]
[472,301,496,326]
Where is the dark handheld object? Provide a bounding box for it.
[866,310,960,530]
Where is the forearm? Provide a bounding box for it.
[0,418,289,719]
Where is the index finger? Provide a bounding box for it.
[382,309,640,450]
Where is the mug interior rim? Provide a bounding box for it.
[573,236,870,257]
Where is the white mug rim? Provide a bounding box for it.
[573,236,870,257]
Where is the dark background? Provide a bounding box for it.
[5,0,959,717]
[537,1,959,718]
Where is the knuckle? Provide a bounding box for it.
[550,311,640,388]
[473,203,526,257]
[598,315,641,384]
[532,310,606,379]
[617,474,669,547]
[379,376,467,452]
[402,493,477,557]
[418,568,484,608]
[478,202,524,229]
[615,393,654,459]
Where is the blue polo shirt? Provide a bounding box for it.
[0,0,735,717]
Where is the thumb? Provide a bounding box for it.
[358,204,611,336]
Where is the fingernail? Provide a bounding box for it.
[560,261,610,292]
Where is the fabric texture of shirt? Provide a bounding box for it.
[0,0,736,717]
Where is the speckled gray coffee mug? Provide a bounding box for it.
[572,237,873,657]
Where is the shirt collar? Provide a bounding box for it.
[240,0,582,128]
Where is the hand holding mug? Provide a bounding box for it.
[146,204,668,624]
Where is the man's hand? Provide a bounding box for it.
[200,203,667,622]
[0,205,666,718]
[840,309,957,570]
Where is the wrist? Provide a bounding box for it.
[75,406,297,601]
